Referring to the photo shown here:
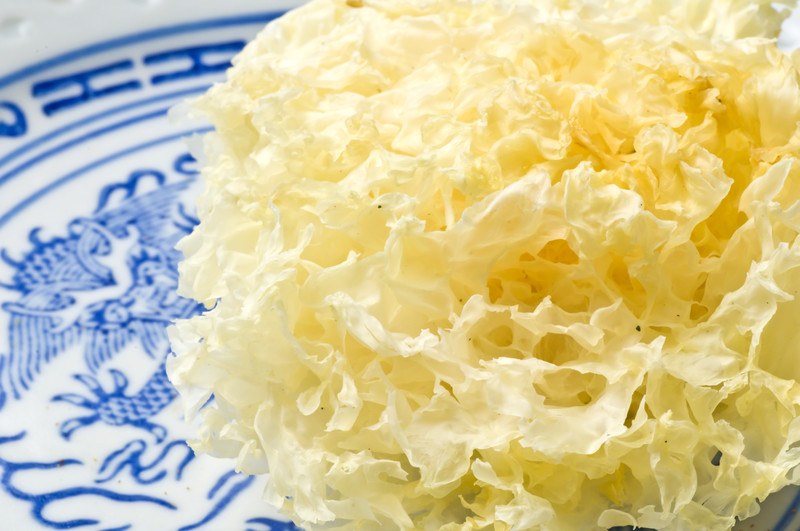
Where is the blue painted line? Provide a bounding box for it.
[207,469,238,500]
[0,101,27,138]
[178,474,255,531]
[246,517,300,530]
[0,356,6,411]
[0,12,285,90]
[775,488,800,531]
[0,107,171,188]
[0,127,211,230]
[0,431,26,445]
[0,85,209,171]
[32,59,142,117]
[144,41,246,85]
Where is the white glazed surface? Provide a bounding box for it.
[0,2,797,530]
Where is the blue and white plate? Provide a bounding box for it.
[0,2,304,529]
[0,2,798,530]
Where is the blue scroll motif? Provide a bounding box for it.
[144,41,246,85]
[0,102,27,138]
[32,60,142,116]
[0,431,176,528]
[96,438,195,485]
[179,471,257,531]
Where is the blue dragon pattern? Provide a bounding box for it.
[0,156,299,530]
